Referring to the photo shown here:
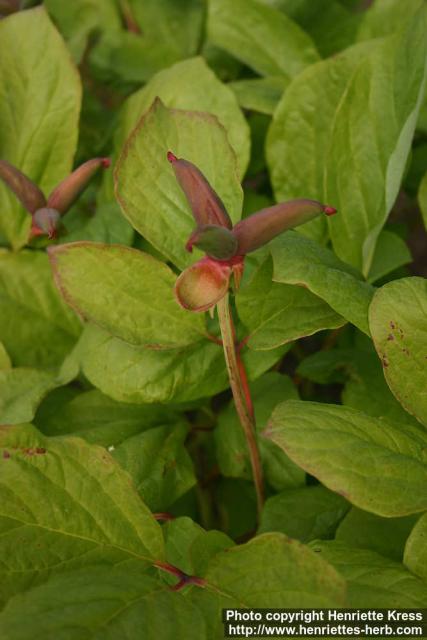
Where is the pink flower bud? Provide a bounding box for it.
[47,157,110,214]
[232,199,337,255]
[0,159,46,214]
[167,152,233,229]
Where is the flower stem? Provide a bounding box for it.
[216,294,264,519]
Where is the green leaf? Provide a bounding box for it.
[115,99,243,270]
[0,342,11,370]
[266,40,378,244]
[357,0,425,41]
[113,422,196,511]
[326,10,427,273]
[229,76,288,116]
[237,255,344,350]
[35,388,178,446]
[265,400,427,516]
[0,423,164,603]
[336,507,419,562]
[64,323,284,404]
[45,0,121,62]
[127,0,205,62]
[192,533,346,618]
[63,202,134,246]
[113,57,250,180]
[418,169,427,230]
[0,8,81,250]
[0,368,59,425]
[0,564,206,640]
[309,541,427,607]
[258,485,350,541]
[342,343,421,427]
[367,229,412,283]
[369,277,427,427]
[164,517,234,576]
[215,372,305,491]
[0,250,82,368]
[270,232,374,335]
[404,511,427,581]
[208,0,320,79]
[49,242,206,349]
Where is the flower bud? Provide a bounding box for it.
[0,159,46,214]
[174,257,231,312]
[232,199,337,255]
[186,224,238,260]
[47,157,110,214]
[167,152,232,229]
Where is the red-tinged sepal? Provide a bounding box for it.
[186,224,238,260]
[232,199,337,255]
[174,257,231,312]
[31,208,62,239]
[231,256,245,292]
[0,159,46,214]
[47,157,110,214]
[167,151,233,229]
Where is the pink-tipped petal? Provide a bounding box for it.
[168,155,233,229]
[47,157,110,214]
[0,159,46,214]
[174,257,231,312]
[324,205,337,216]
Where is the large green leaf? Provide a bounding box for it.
[229,76,288,116]
[265,400,427,516]
[215,372,304,491]
[367,229,412,283]
[0,368,59,425]
[309,541,427,607]
[404,511,427,581]
[0,565,206,640]
[207,0,319,79]
[127,0,205,62]
[418,169,427,230]
[259,485,350,541]
[0,251,82,368]
[236,255,344,350]
[115,99,243,270]
[336,507,419,562]
[266,40,377,244]
[0,342,11,370]
[369,277,427,427]
[164,517,234,576]
[0,8,81,250]
[260,0,361,58]
[49,242,206,349]
[270,232,374,335]
[62,323,284,404]
[191,533,346,630]
[357,0,425,41]
[326,10,427,273]
[35,388,177,446]
[0,423,163,603]
[113,422,196,511]
[341,342,421,427]
[112,57,250,182]
[45,0,121,62]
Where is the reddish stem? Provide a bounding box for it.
[153,561,206,591]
